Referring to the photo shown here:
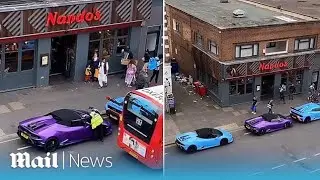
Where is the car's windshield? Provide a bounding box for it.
[123,93,160,144]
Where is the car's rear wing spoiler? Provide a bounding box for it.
[290,106,299,112]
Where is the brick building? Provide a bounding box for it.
[166,0,320,106]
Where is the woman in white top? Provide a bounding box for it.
[98,58,109,88]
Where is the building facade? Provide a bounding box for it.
[0,0,163,92]
[166,0,320,106]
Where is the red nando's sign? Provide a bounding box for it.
[46,10,101,27]
[259,61,288,71]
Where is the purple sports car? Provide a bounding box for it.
[244,113,292,135]
[17,109,112,152]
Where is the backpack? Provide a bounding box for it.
[148,57,157,70]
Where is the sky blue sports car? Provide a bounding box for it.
[105,96,124,121]
[175,128,233,153]
[290,103,320,123]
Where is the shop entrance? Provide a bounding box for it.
[261,75,275,100]
[50,35,76,83]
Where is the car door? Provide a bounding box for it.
[310,108,320,120]
[67,119,92,143]
[269,119,282,131]
[208,134,220,148]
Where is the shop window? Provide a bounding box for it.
[21,41,35,71]
[195,32,203,46]
[116,37,128,54]
[238,79,245,95]
[209,41,218,55]
[103,30,115,39]
[89,32,101,41]
[230,81,237,95]
[246,78,253,94]
[294,37,315,51]
[117,28,129,37]
[281,73,288,85]
[4,43,18,73]
[88,41,100,60]
[235,44,258,58]
[102,39,114,59]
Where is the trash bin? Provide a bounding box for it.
[193,81,201,94]
[199,85,207,97]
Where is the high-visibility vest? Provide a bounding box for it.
[90,112,103,129]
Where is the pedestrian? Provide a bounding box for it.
[309,83,316,94]
[98,58,109,88]
[125,60,137,87]
[144,49,150,63]
[251,96,257,114]
[90,110,104,142]
[288,83,295,100]
[135,68,149,90]
[84,65,91,82]
[267,100,274,114]
[90,52,100,82]
[149,55,163,84]
[279,84,286,104]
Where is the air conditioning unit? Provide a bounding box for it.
[220,0,229,3]
[233,9,246,18]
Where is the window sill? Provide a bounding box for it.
[264,51,288,56]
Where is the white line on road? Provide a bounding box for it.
[293,158,307,163]
[17,146,31,151]
[314,153,320,157]
[271,164,286,170]
[0,137,20,144]
[244,132,251,135]
[310,169,320,173]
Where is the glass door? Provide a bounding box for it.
[312,71,319,90]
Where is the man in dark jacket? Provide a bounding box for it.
[288,83,296,100]
[135,69,149,90]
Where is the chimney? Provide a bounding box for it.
[220,0,229,3]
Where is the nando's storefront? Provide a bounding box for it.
[192,47,320,106]
[0,0,162,92]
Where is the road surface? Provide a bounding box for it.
[165,120,320,179]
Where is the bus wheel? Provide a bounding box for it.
[186,145,197,153]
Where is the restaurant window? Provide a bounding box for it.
[88,40,100,60]
[229,78,253,95]
[4,43,18,73]
[281,73,288,85]
[89,32,101,41]
[246,78,253,94]
[209,41,218,55]
[229,81,237,95]
[235,44,258,58]
[116,37,128,54]
[21,41,35,71]
[238,79,245,95]
[294,37,315,51]
[102,38,114,59]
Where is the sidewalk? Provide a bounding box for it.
[0,73,162,137]
[165,79,309,146]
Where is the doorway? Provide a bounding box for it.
[50,35,76,83]
[145,26,161,58]
[261,75,275,100]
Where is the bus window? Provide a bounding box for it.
[123,93,160,144]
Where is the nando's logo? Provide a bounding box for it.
[46,10,101,27]
[259,61,288,71]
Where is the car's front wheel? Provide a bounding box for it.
[186,145,197,153]
[45,139,59,152]
[259,129,266,135]
[304,117,311,124]
[220,138,228,146]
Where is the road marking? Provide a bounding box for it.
[244,132,251,135]
[271,164,286,170]
[0,137,20,144]
[249,172,263,176]
[0,133,19,141]
[293,158,307,163]
[314,153,320,157]
[17,146,31,151]
[310,169,320,173]
[0,129,5,136]
[230,126,245,133]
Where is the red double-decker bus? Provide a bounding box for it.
[117,85,163,169]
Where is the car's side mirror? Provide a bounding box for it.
[106,96,111,100]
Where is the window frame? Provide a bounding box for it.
[294,37,316,51]
[208,40,218,55]
[194,32,203,46]
[265,40,288,56]
[235,43,259,58]
[229,78,254,95]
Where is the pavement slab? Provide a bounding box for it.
[8,102,25,111]
[0,105,11,114]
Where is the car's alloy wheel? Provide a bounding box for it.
[45,139,58,152]
[259,129,266,135]
[220,138,228,146]
[186,145,197,153]
[305,117,311,124]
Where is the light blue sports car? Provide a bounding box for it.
[175,128,233,153]
[290,103,320,123]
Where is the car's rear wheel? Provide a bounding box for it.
[45,139,59,152]
[304,117,311,124]
[284,122,291,129]
[186,145,197,153]
[220,138,228,146]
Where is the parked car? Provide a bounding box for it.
[17,109,112,152]
[175,128,233,153]
[244,113,292,135]
[105,96,124,121]
[290,103,320,123]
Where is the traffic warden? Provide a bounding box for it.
[90,110,104,141]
